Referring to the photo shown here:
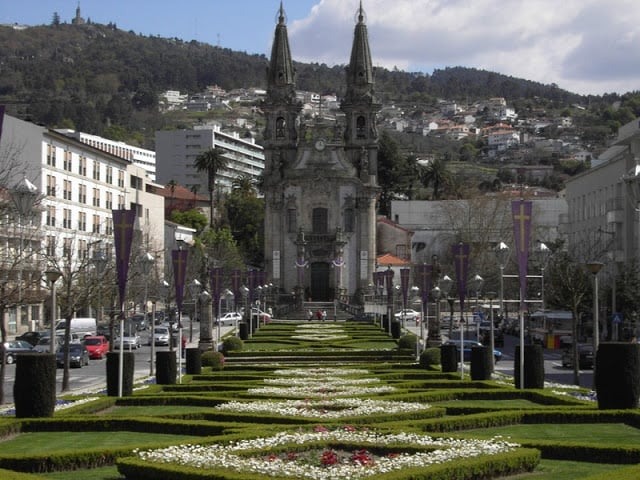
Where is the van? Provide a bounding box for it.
[55,318,97,338]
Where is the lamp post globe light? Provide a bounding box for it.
[470,274,484,339]
[586,261,604,360]
[44,270,62,354]
[536,242,551,312]
[139,252,155,376]
[430,285,441,346]
[495,242,510,326]
[187,279,202,343]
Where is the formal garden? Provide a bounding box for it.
[0,319,639,479]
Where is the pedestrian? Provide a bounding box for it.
[308,309,313,321]
[322,309,327,321]
[316,309,322,320]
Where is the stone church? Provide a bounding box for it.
[263,2,380,303]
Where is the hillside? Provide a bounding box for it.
[0,22,593,143]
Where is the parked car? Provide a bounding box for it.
[150,326,171,346]
[56,343,90,368]
[394,309,421,323]
[251,308,272,323]
[3,340,34,364]
[83,335,110,359]
[217,312,243,326]
[114,334,141,350]
[128,314,148,331]
[561,344,594,369]
[444,339,502,363]
[15,331,44,347]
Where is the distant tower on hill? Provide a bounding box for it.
[72,2,85,25]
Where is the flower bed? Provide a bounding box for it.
[131,426,526,480]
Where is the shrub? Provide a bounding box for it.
[420,347,441,369]
[514,345,544,389]
[221,336,243,353]
[440,344,458,373]
[596,342,640,409]
[398,333,418,351]
[470,346,492,380]
[106,352,135,396]
[14,353,56,417]
[202,351,225,370]
[155,351,177,385]
[185,348,202,375]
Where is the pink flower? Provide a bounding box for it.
[320,449,339,466]
[314,425,328,432]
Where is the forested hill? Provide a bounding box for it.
[0,21,589,138]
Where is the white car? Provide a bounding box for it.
[217,312,242,326]
[394,309,421,323]
[251,308,272,323]
[114,334,141,350]
[151,326,171,346]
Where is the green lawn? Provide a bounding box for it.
[0,431,203,454]
[456,423,640,445]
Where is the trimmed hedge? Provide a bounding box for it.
[106,351,135,397]
[221,336,243,354]
[440,344,458,373]
[185,348,202,375]
[595,342,640,410]
[470,346,492,380]
[202,351,225,370]
[514,345,544,389]
[419,347,441,370]
[156,351,177,385]
[14,353,56,418]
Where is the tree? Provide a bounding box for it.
[546,251,592,386]
[376,132,413,217]
[225,179,264,267]
[419,157,452,200]
[51,12,60,26]
[194,148,227,228]
[170,209,208,234]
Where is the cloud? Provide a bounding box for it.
[286,0,640,95]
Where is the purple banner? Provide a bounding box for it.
[210,267,223,304]
[451,242,470,314]
[247,269,257,302]
[414,264,433,304]
[112,209,136,309]
[512,200,532,312]
[172,249,188,312]
[384,268,395,299]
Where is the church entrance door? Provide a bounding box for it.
[310,262,331,301]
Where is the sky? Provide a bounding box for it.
[2,0,639,96]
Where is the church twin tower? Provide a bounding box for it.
[263,2,380,302]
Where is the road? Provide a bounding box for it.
[404,322,594,389]
[1,320,217,406]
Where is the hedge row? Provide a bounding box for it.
[115,446,540,480]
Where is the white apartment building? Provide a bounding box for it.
[565,117,640,270]
[0,114,165,334]
[155,125,265,193]
[56,129,157,181]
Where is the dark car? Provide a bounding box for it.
[3,340,34,364]
[561,344,594,369]
[444,339,502,363]
[56,343,90,368]
[15,331,44,347]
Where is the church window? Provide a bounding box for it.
[286,208,297,233]
[312,208,328,234]
[356,116,366,138]
[344,208,355,233]
[276,117,286,139]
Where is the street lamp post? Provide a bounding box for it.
[198,290,212,350]
[139,252,155,376]
[188,279,202,343]
[536,242,551,311]
[430,285,441,346]
[471,274,484,340]
[217,289,234,347]
[92,249,107,326]
[496,242,510,326]
[45,270,62,354]
[486,291,497,371]
[587,261,604,364]
[240,286,250,336]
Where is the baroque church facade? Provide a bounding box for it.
[263,3,380,302]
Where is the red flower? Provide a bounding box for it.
[266,454,278,462]
[286,451,298,461]
[351,449,374,466]
[320,449,339,466]
[314,425,328,432]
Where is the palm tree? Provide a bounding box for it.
[231,175,256,197]
[420,157,452,200]
[194,148,227,227]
